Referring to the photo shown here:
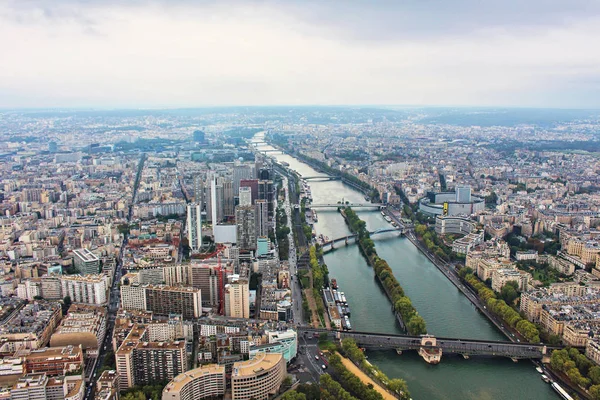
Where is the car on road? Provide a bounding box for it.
[321,364,327,369]
[315,355,319,360]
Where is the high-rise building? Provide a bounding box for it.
[240,179,258,203]
[257,180,274,216]
[233,165,255,196]
[222,179,235,218]
[193,130,205,143]
[186,204,202,253]
[230,352,285,400]
[193,176,204,205]
[162,365,226,400]
[116,325,187,389]
[133,341,187,386]
[239,187,252,207]
[72,249,100,275]
[235,206,257,250]
[255,200,269,238]
[145,286,202,320]
[224,276,249,319]
[189,264,224,307]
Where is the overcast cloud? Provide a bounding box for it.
[1,0,599,108]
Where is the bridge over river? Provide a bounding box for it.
[300,327,556,364]
[309,203,384,209]
[321,227,404,253]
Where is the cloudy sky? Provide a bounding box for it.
[1,0,600,108]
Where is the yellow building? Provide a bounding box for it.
[231,352,285,400]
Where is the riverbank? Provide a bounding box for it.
[341,207,426,335]
[338,353,397,400]
[255,133,560,400]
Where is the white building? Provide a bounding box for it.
[186,204,202,253]
[61,275,109,306]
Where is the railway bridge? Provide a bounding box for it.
[321,227,404,253]
[300,327,556,363]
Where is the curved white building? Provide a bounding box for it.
[231,352,286,400]
[162,364,225,400]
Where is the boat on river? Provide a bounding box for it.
[551,382,573,400]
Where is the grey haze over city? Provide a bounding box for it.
[1,0,600,108]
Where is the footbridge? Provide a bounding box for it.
[300,327,556,363]
[321,227,403,253]
[310,203,384,209]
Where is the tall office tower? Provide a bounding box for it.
[240,179,259,203]
[193,175,204,204]
[186,203,202,253]
[257,180,274,216]
[193,130,205,143]
[209,177,224,226]
[233,164,255,196]
[259,168,271,181]
[222,178,235,218]
[239,187,252,207]
[211,177,217,225]
[254,154,263,178]
[255,200,269,238]
[224,276,249,319]
[456,186,472,203]
[235,206,257,250]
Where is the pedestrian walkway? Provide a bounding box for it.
[338,353,396,400]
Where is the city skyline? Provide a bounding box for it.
[1,0,600,109]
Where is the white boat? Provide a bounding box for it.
[536,366,543,374]
[551,382,573,400]
[541,374,551,383]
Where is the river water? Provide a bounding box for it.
[255,134,558,400]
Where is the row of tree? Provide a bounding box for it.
[310,245,329,290]
[344,207,427,336]
[414,223,454,262]
[281,374,359,400]
[327,353,385,400]
[461,271,540,343]
[551,348,600,398]
[340,338,411,399]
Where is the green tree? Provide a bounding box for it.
[407,315,427,335]
[590,384,600,400]
[281,391,306,400]
[589,366,600,385]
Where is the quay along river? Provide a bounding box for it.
[254,133,558,400]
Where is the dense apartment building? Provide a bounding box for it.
[115,325,187,389]
[60,275,109,306]
[224,276,249,319]
[22,346,84,377]
[50,305,107,352]
[235,206,257,250]
[120,280,202,319]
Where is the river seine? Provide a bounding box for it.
[254,134,558,399]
